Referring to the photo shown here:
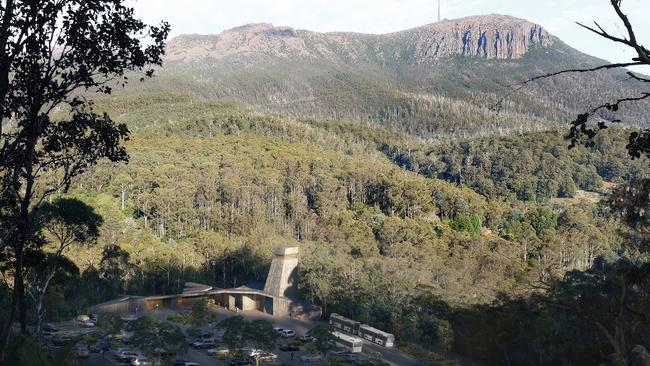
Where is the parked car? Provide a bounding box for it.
[207,347,230,357]
[131,355,152,366]
[89,342,110,353]
[328,349,349,356]
[116,350,141,362]
[42,323,58,334]
[76,315,90,322]
[299,334,315,343]
[51,336,71,346]
[280,329,295,338]
[244,348,263,357]
[173,360,199,366]
[192,338,215,349]
[279,343,300,352]
[273,326,283,333]
[229,359,252,366]
[152,347,172,357]
[74,344,90,358]
[259,352,278,362]
[121,314,138,322]
[81,321,95,328]
[300,354,322,363]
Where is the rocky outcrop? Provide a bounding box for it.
[165,14,554,64]
[399,14,554,60]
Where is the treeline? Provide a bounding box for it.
[382,129,646,201]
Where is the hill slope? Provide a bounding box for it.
[130,14,650,138]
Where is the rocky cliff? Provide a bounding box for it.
[395,14,554,60]
[165,14,554,64]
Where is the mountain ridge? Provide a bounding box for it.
[165,14,554,63]
[130,13,650,139]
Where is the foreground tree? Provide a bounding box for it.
[506,0,650,157]
[31,198,102,338]
[0,1,169,364]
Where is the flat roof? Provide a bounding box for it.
[273,246,299,256]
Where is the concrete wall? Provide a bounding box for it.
[264,247,299,298]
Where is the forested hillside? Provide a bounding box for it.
[31,92,645,365]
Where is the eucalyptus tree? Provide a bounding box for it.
[31,198,102,338]
[0,0,168,363]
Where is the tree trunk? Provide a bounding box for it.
[121,188,125,210]
[35,267,58,341]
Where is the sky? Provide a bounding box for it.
[130,0,650,70]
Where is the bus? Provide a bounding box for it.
[331,331,363,353]
[359,324,395,348]
[329,313,360,334]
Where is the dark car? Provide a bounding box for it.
[88,342,110,353]
[279,343,300,352]
[42,324,58,334]
[51,336,71,346]
[229,359,253,366]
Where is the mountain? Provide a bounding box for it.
[131,14,650,138]
[165,15,553,63]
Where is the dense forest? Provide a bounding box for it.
[4,92,644,365]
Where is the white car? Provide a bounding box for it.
[121,314,138,322]
[259,352,278,362]
[245,348,263,357]
[81,321,95,328]
[207,347,230,357]
[300,354,322,363]
[131,356,152,366]
[299,335,316,343]
[281,329,295,338]
[273,326,284,333]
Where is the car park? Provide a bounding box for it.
[300,354,322,363]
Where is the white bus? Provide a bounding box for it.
[359,324,395,348]
[329,313,361,334]
[331,331,363,353]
